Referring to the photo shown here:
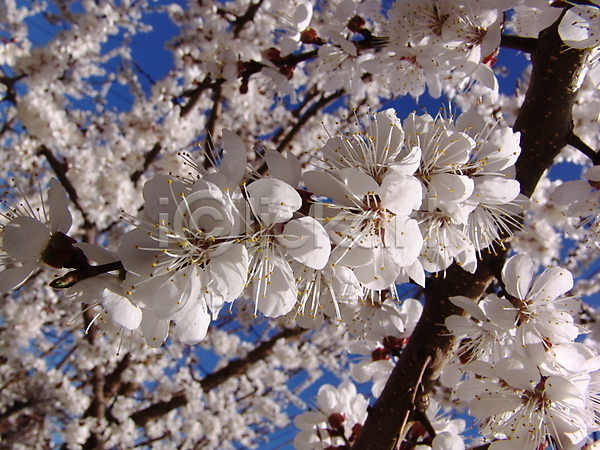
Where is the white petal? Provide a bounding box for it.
[255,258,298,317]
[181,179,236,237]
[392,146,421,176]
[247,178,301,225]
[335,0,356,22]
[528,266,573,303]
[103,289,142,330]
[0,261,38,292]
[142,174,188,223]
[220,129,247,186]
[431,432,464,450]
[277,217,330,269]
[338,167,380,198]
[502,254,535,300]
[384,216,423,267]
[380,173,422,215]
[477,128,521,172]
[559,7,600,49]
[472,177,521,205]
[294,0,313,29]
[48,178,72,233]
[489,438,537,450]
[435,132,474,167]
[473,63,498,92]
[403,258,425,287]
[3,216,50,261]
[454,377,494,402]
[493,357,540,390]
[332,242,375,268]
[154,269,202,319]
[369,108,404,165]
[584,165,600,181]
[353,247,400,290]
[469,394,524,419]
[449,296,486,322]
[545,376,586,405]
[445,315,480,337]
[173,301,211,344]
[551,180,591,205]
[279,36,299,56]
[429,173,474,204]
[264,149,301,187]
[206,242,248,303]
[140,310,169,347]
[75,243,117,264]
[479,295,517,329]
[303,170,356,207]
[118,228,159,277]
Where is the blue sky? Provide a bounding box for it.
[12,2,597,449]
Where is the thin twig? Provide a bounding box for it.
[131,141,162,185]
[130,327,306,426]
[256,90,345,176]
[203,84,223,169]
[36,145,93,230]
[567,130,600,165]
[233,0,265,38]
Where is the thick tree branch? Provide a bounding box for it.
[351,252,502,450]
[351,17,592,450]
[500,34,537,53]
[130,327,306,426]
[514,21,591,197]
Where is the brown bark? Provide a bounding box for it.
[351,17,592,450]
[131,327,305,426]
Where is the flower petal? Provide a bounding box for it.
[0,261,38,292]
[48,178,72,233]
[502,254,535,300]
[264,149,301,187]
[206,242,249,303]
[103,289,142,330]
[528,266,573,303]
[246,178,301,225]
[3,216,50,261]
[140,310,169,347]
[173,301,211,344]
[220,129,247,186]
[277,217,331,269]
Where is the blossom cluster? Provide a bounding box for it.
[552,165,600,249]
[0,108,524,349]
[5,0,600,447]
[447,254,600,449]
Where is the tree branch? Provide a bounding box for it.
[351,16,592,450]
[37,145,93,230]
[256,90,345,176]
[131,141,163,185]
[514,20,591,197]
[233,0,265,38]
[130,327,306,426]
[202,83,223,170]
[566,131,600,165]
[130,76,225,184]
[500,34,537,53]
